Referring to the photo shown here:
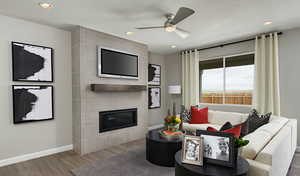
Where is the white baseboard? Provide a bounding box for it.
[296,146,300,153]
[0,144,73,167]
[148,124,164,130]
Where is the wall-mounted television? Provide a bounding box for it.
[97,47,138,79]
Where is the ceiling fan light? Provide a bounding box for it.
[165,26,176,32]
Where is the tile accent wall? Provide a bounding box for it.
[72,26,149,154]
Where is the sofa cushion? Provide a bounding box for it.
[190,107,208,124]
[183,122,221,133]
[241,130,273,159]
[257,117,288,135]
[208,110,247,126]
[241,117,289,160]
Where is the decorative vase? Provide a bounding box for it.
[167,124,179,132]
[234,147,243,168]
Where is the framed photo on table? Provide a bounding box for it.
[196,130,236,168]
[181,135,204,166]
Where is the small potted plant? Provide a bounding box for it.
[234,138,249,164]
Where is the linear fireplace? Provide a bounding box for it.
[99,108,137,133]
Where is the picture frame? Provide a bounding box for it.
[12,42,54,82]
[148,64,161,86]
[148,87,161,109]
[196,130,236,168]
[12,85,54,124]
[182,135,204,166]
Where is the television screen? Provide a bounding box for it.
[99,48,138,78]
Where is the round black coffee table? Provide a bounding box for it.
[146,129,182,167]
[175,151,249,176]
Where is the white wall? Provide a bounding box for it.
[0,15,72,161]
[148,53,167,126]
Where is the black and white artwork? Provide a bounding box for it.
[12,85,54,124]
[182,135,203,166]
[148,87,160,109]
[12,42,53,82]
[148,64,161,86]
[196,130,236,168]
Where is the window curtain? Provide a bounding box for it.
[181,49,200,108]
[253,33,281,116]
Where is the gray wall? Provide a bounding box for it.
[278,27,300,145]
[165,53,182,114]
[72,26,149,154]
[148,53,167,126]
[0,15,72,161]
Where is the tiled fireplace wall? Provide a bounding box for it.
[72,26,149,155]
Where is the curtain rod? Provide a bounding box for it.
[182,32,283,53]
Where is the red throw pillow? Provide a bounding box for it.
[207,125,242,138]
[189,107,208,124]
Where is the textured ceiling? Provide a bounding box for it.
[1,0,300,54]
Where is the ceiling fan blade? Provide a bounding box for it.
[171,7,195,25]
[174,28,190,39]
[135,26,164,30]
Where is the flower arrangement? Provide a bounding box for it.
[164,115,181,132]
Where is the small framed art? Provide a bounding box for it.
[182,135,204,166]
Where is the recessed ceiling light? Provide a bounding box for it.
[264,21,273,25]
[126,31,134,35]
[171,45,176,48]
[39,2,53,9]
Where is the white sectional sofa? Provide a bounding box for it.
[183,110,297,176]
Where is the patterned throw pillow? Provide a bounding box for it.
[247,109,272,134]
[219,122,233,131]
[180,105,191,122]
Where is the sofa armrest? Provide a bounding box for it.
[286,119,297,154]
[246,159,271,176]
[255,124,293,176]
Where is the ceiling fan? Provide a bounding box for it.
[136,7,195,39]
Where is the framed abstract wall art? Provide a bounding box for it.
[148,64,161,86]
[148,87,161,109]
[12,42,53,82]
[12,85,54,124]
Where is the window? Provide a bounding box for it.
[200,53,254,105]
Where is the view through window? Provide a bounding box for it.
[200,53,254,105]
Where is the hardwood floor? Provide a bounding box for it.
[0,139,299,176]
[0,140,145,176]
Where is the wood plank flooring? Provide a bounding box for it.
[0,139,299,176]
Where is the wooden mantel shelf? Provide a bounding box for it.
[90,84,147,92]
